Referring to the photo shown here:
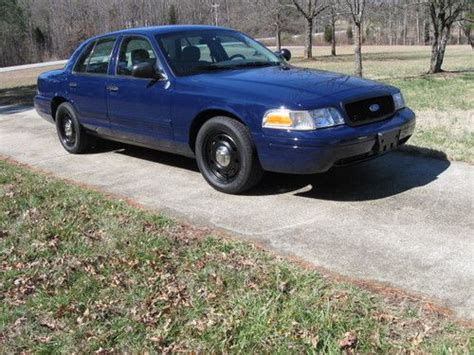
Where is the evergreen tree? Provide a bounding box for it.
[346,25,353,42]
[324,24,333,43]
[168,4,178,25]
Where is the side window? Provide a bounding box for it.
[74,42,94,73]
[117,37,157,76]
[180,36,212,62]
[74,38,116,74]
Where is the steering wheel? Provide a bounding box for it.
[229,54,246,61]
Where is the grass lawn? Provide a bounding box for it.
[293,45,474,112]
[0,65,64,106]
[0,159,473,352]
[294,45,474,163]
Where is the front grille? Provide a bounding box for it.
[344,95,395,125]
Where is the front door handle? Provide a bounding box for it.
[107,85,119,92]
[69,82,78,88]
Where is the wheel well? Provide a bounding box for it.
[51,96,68,120]
[189,109,244,152]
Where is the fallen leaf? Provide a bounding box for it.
[411,331,424,346]
[279,282,288,293]
[36,336,52,343]
[339,331,357,350]
[14,317,27,327]
[39,318,58,331]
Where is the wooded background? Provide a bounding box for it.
[0,0,472,69]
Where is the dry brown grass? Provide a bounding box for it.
[0,64,64,90]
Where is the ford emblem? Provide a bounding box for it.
[369,104,380,112]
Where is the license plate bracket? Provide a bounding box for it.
[375,130,400,154]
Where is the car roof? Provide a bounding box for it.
[91,25,235,40]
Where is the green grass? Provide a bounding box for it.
[294,46,474,112]
[0,159,473,353]
[387,73,474,112]
[403,111,474,163]
[295,46,474,162]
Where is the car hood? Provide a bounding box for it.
[184,65,397,110]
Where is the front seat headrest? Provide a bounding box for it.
[131,49,150,65]
[181,46,201,62]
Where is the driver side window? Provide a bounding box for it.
[117,36,157,76]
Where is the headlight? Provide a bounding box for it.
[262,108,345,131]
[392,92,406,111]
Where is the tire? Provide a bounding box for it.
[195,116,263,194]
[55,102,95,154]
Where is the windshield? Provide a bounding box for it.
[155,30,282,76]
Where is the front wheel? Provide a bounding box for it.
[195,116,263,194]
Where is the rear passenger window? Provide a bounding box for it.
[74,37,116,74]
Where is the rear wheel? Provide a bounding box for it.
[55,102,95,154]
[195,116,263,194]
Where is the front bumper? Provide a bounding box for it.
[258,107,416,174]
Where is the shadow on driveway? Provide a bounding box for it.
[0,104,33,115]
[94,140,450,201]
[251,151,450,201]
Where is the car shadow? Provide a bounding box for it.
[247,151,450,201]
[94,141,200,173]
[0,104,33,115]
[89,141,450,202]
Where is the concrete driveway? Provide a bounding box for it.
[1,107,473,319]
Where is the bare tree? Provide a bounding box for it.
[328,4,338,55]
[256,0,290,50]
[291,0,327,58]
[340,0,367,76]
[426,0,470,73]
[459,6,473,49]
[1,0,473,68]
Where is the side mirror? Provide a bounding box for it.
[275,48,291,62]
[132,62,163,80]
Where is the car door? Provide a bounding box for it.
[67,37,117,134]
[106,35,173,148]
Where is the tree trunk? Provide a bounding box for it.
[389,13,393,45]
[304,18,313,59]
[353,23,363,77]
[464,27,474,49]
[416,11,420,45]
[429,27,450,73]
[331,15,336,56]
[275,12,282,51]
[403,5,408,45]
[276,28,282,50]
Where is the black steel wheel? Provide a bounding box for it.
[196,116,263,194]
[55,102,95,154]
[58,111,76,148]
[204,132,241,183]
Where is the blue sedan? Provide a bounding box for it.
[34,25,416,194]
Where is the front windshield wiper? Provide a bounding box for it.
[195,64,236,71]
[227,61,280,68]
[196,61,280,72]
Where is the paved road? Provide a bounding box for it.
[1,107,473,319]
[0,60,67,73]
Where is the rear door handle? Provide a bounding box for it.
[69,82,78,88]
[107,85,119,92]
